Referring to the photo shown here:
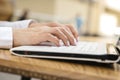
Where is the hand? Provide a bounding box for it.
[13,26,77,47]
[29,22,79,41]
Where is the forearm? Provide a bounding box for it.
[0,20,34,49]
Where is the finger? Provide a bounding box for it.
[52,28,69,46]
[55,24,74,38]
[65,24,79,41]
[60,27,76,46]
[46,34,60,46]
[64,25,73,35]
[47,22,61,27]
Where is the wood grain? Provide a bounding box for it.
[0,36,120,80]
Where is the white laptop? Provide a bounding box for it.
[10,36,120,64]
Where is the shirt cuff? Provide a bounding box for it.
[11,19,35,28]
[0,19,35,29]
[0,27,13,49]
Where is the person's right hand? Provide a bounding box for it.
[13,26,77,47]
[29,22,79,42]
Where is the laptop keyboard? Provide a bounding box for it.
[76,42,105,52]
[40,41,107,55]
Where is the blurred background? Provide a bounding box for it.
[1,0,120,37]
[0,0,120,80]
[0,0,120,36]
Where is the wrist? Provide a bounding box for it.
[28,21,38,28]
[13,28,25,47]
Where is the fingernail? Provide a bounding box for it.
[67,41,70,46]
[76,38,78,42]
[74,38,77,46]
[77,37,79,42]
[59,40,64,46]
[59,40,62,46]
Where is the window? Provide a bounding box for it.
[106,0,120,11]
[99,13,117,36]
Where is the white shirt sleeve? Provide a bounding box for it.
[0,19,34,28]
[0,27,13,49]
[0,19,34,49]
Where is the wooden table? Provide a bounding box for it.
[0,36,120,80]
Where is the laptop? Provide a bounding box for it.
[10,36,120,64]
